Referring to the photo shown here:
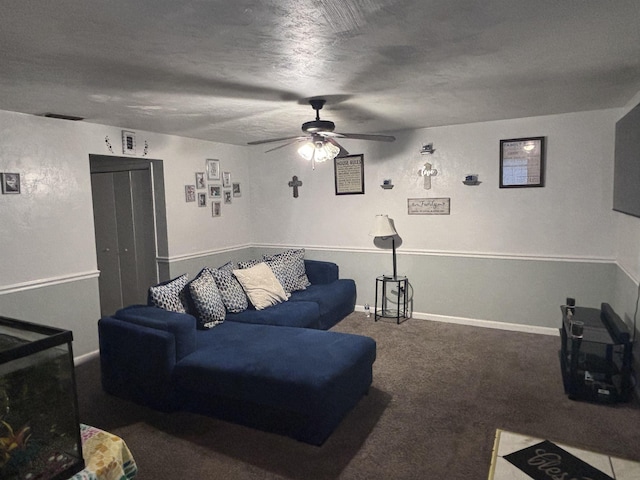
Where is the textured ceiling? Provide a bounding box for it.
[1,1,639,146]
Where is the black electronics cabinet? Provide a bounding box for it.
[559,302,633,403]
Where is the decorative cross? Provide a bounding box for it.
[418,162,438,190]
[288,175,303,198]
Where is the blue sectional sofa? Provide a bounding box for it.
[98,259,376,445]
[226,259,357,330]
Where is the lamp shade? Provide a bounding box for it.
[369,214,398,237]
[297,139,340,163]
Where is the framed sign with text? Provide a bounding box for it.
[334,154,364,195]
[407,197,450,215]
[499,137,545,188]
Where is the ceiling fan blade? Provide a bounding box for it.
[264,137,307,153]
[326,137,350,157]
[337,132,396,142]
[248,135,302,145]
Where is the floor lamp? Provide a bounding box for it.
[369,214,398,278]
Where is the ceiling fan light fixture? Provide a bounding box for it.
[297,141,316,161]
[297,139,340,165]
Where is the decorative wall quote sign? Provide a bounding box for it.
[407,197,450,215]
[500,136,545,188]
[334,154,364,195]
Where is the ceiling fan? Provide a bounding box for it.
[247,99,396,168]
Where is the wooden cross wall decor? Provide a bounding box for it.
[288,175,303,198]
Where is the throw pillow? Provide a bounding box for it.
[210,262,248,313]
[263,249,311,292]
[238,259,259,269]
[188,268,225,328]
[232,262,288,310]
[264,257,298,293]
[148,274,189,313]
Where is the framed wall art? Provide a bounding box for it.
[407,197,450,215]
[499,137,545,188]
[1,173,21,194]
[232,182,241,197]
[222,171,231,188]
[206,159,220,180]
[209,184,221,198]
[334,154,364,195]
[212,201,221,217]
[198,192,207,207]
[195,172,206,189]
[185,185,196,202]
[122,130,136,155]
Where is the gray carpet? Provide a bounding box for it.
[75,313,640,479]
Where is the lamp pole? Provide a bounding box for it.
[391,236,397,279]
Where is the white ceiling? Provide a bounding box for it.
[1,1,639,146]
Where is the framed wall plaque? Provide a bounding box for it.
[122,130,136,155]
[1,173,21,194]
[206,159,220,180]
[500,137,545,188]
[407,197,450,215]
[334,154,364,195]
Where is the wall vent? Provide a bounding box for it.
[42,113,84,121]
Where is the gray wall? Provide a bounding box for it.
[1,103,639,362]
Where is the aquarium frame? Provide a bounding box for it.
[0,315,85,479]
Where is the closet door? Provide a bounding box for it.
[91,172,124,316]
[91,168,157,316]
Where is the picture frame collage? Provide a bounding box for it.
[185,159,241,217]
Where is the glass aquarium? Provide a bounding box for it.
[0,316,84,480]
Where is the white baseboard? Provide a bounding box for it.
[355,305,558,336]
[74,349,99,366]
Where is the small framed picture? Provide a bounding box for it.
[198,192,207,207]
[195,172,206,189]
[224,190,232,204]
[1,173,21,194]
[185,185,196,202]
[222,171,231,188]
[122,130,136,155]
[208,184,221,198]
[206,159,220,181]
[232,182,241,197]
[212,201,221,217]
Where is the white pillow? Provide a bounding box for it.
[232,263,288,310]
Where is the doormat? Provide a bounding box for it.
[504,440,613,480]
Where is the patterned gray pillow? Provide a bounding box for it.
[211,262,248,313]
[263,257,298,293]
[263,249,310,292]
[188,268,225,328]
[238,259,259,269]
[148,274,189,313]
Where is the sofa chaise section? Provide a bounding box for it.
[175,322,376,445]
[98,305,376,445]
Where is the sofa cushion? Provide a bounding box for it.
[114,305,197,360]
[225,300,320,328]
[210,262,248,313]
[176,322,376,415]
[148,274,189,313]
[289,279,356,330]
[188,268,225,329]
[263,249,310,291]
[232,263,288,310]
